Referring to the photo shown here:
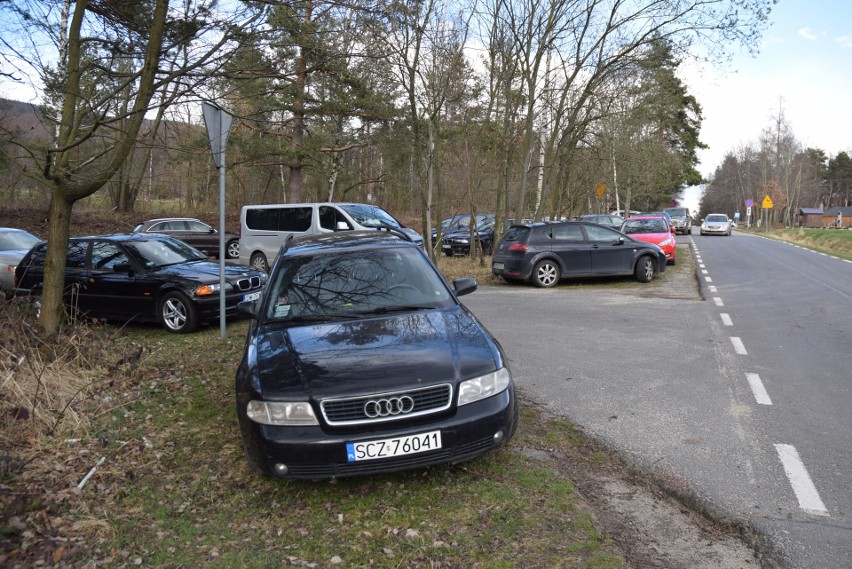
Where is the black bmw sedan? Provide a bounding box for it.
[14,233,266,333]
[234,230,518,479]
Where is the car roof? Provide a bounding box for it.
[68,232,181,242]
[281,229,419,256]
[139,217,203,223]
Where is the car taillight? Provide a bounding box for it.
[507,243,528,252]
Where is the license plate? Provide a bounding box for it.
[243,291,262,302]
[346,430,442,462]
[492,262,504,270]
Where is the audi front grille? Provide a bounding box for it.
[320,384,453,426]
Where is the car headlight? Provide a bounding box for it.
[195,283,222,296]
[458,367,511,406]
[246,400,319,425]
[659,238,673,247]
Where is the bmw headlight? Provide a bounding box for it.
[195,283,222,296]
[246,400,319,425]
[458,367,511,406]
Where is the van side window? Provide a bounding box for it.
[246,208,280,231]
[280,207,312,231]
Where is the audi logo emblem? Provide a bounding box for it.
[364,396,415,418]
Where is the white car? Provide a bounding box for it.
[700,214,732,236]
[0,228,42,299]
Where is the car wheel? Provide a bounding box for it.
[532,259,559,288]
[159,291,199,333]
[250,252,269,272]
[635,255,655,283]
[226,239,240,259]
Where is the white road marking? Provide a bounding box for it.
[699,264,706,268]
[705,276,713,282]
[713,297,724,306]
[709,285,717,292]
[702,269,708,274]
[746,373,772,405]
[730,337,747,354]
[774,444,829,516]
[720,313,733,326]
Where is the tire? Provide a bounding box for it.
[250,252,269,272]
[159,291,199,333]
[635,255,655,283]
[531,259,559,288]
[226,239,240,259]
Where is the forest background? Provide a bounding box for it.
[0,0,850,333]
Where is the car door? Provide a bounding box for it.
[549,223,592,275]
[83,240,154,319]
[584,224,632,274]
[184,219,217,253]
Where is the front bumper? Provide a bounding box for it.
[239,388,517,479]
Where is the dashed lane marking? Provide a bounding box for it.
[746,373,772,405]
[774,444,829,516]
[730,337,747,354]
[720,313,733,326]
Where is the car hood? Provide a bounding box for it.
[250,308,500,400]
[155,261,260,282]
[626,232,671,244]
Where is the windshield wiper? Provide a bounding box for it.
[361,305,436,315]
[286,312,364,322]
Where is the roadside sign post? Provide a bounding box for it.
[745,199,754,228]
[761,196,773,234]
[202,102,234,339]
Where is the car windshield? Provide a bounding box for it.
[665,208,689,218]
[123,237,208,268]
[706,215,728,222]
[0,230,40,251]
[621,219,667,234]
[340,204,402,229]
[265,247,453,321]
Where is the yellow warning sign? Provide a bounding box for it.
[595,183,607,200]
[762,195,773,209]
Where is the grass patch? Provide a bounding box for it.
[754,227,852,261]
[2,314,624,568]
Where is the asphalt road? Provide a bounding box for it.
[461,231,851,568]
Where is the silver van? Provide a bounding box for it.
[239,202,423,271]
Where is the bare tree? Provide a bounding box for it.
[0,0,258,334]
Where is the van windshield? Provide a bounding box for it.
[340,204,402,229]
[665,208,689,218]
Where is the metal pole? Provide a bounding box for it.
[219,115,227,339]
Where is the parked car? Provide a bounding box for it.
[491,221,667,287]
[133,218,240,259]
[0,228,42,299]
[239,202,423,271]
[577,214,624,231]
[700,214,733,236]
[663,207,692,235]
[441,217,496,256]
[14,234,267,333]
[431,213,494,247]
[620,216,676,264]
[234,229,518,479]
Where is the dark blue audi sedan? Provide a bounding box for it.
[235,229,518,479]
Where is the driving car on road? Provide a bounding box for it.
[491,221,667,287]
[620,216,676,264]
[664,207,692,235]
[0,228,41,300]
[133,217,240,259]
[700,214,733,236]
[234,229,518,479]
[14,233,266,333]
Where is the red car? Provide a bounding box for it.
[620,216,676,264]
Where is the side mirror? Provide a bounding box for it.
[452,277,477,297]
[335,221,351,231]
[113,262,133,274]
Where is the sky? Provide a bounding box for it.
[679,1,852,181]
